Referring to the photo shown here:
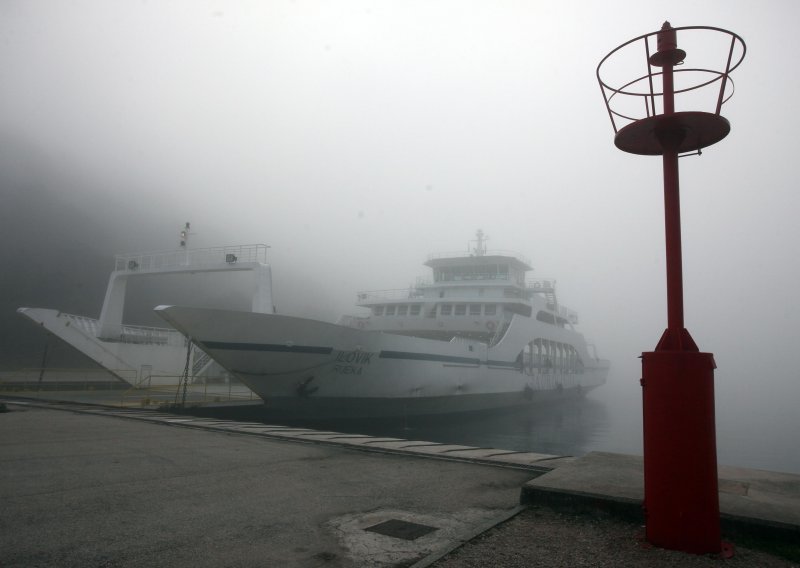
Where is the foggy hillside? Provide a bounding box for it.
[0,135,176,368]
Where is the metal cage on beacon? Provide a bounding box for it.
[597,25,746,156]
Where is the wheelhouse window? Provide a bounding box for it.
[386,305,396,316]
[455,304,467,316]
[440,304,452,316]
[373,305,384,316]
[469,304,481,316]
[409,304,421,316]
[434,263,511,282]
[484,304,497,316]
[397,305,408,316]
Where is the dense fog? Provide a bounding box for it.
[1,1,799,472]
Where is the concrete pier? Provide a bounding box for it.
[0,400,547,567]
[1,398,798,567]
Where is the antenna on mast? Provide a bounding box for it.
[472,229,488,256]
[179,222,191,248]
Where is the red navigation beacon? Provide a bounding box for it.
[597,23,746,555]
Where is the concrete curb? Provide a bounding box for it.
[521,452,800,546]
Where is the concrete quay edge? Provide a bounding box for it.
[0,397,566,475]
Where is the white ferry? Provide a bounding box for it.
[156,231,609,417]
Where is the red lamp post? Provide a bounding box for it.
[597,23,746,554]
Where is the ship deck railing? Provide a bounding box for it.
[119,324,186,347]
[356,288,427,302]
[426,249,531,266]
[114,244,269,273]
[527,279,556,292]
[58,312,186,346]
[61,312,101,336]
[0,369,259,407]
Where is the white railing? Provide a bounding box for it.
[57,311,189,345]
[559,306,579,324]
[356,288,425,302]
[526,279,556,293]
[525,280,579,324]
[192,349,212,376]
[427,249,531,266]
[61,313,101,335]
[115,244,269,273]
[120,324,186,347]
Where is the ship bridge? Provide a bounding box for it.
[424,229,532,289]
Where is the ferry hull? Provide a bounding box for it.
[156,306,609,418]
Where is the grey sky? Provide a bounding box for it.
[2,1,798,469]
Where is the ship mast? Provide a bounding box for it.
[179,221,193,266]
[179,222,191,248]
[472,229,488,256]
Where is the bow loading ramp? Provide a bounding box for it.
[18,244,273,389]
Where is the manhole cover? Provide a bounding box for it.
[364,519,439,541]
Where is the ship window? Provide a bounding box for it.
[438,267,454,282]
[386,305,396,316]
[440,304,452,316]
[373,305,384,316]
[469,304,481,315]
[409,304,421,316]
[536,310,556,324]
[397,305,408,316]
[455,304,467,316]
[484,304,497,315]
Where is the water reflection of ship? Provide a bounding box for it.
[345,396,612,457]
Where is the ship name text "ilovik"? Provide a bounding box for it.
[333,350,375,375]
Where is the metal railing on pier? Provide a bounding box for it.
[0,367,134,392]
[0,369,258,408]
[118,376,259,408]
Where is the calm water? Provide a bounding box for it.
[208,378,800,475]
[294,396,616,458]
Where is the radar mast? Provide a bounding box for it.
[472,229,488,257]
[179,222,191,248]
